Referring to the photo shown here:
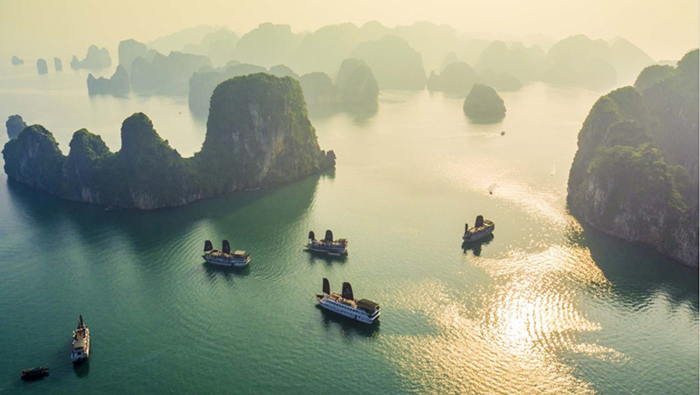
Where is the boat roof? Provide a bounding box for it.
[233,250,247,255]
[357,298,380,310]
[73,339,85,348]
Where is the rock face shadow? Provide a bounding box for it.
[570,223,699,311]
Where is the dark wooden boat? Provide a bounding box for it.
[21,367,49,381]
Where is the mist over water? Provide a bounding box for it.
[0,63,696,394]
[0,0,697,61]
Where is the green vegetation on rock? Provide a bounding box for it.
[634,65,675,93]
[3,125,65,194]
[462,84,506,123]
[3,74,335,210]
[188,63,267,117]
[567,49,699,267]
[199,73,334,191]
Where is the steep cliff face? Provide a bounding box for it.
[198,73,335,192]
[567,50,699,267]
[2,125,65,194]
[3,74,335,210]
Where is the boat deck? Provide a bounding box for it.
[328,292,357,308]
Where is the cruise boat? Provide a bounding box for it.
[463,215,495,242]
[71,315,90,363]
[305,230,348,256]
[203,240,250,267]
[315,278,380,324]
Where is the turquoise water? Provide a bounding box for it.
[0,65,697,394]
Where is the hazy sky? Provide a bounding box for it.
[0,0,697,61]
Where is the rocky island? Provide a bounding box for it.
[87,65,130,97]
[71,45,112,70]
[462,84,506,123]
[336,58,379,111]
[350,35,426,90]
[118,39,149,72]
[567,49,698,267]
[298,72,339,107]
[131,50,211,95]
[6,115,27,140]
[3,73,335,209]
[36,58,48,75]
[427,61,479,96]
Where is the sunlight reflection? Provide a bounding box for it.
[381,245,620,394]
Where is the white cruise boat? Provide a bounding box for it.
[203,240,250,267]
[71,315,90,363]
[462,215,495,242]
[316,278,380,324]
[305,230,348,256]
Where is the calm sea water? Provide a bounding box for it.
[0,64,697,394]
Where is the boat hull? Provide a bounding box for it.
[304,246,348,256]
[203,255,249,268]
[316,295,379,324]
